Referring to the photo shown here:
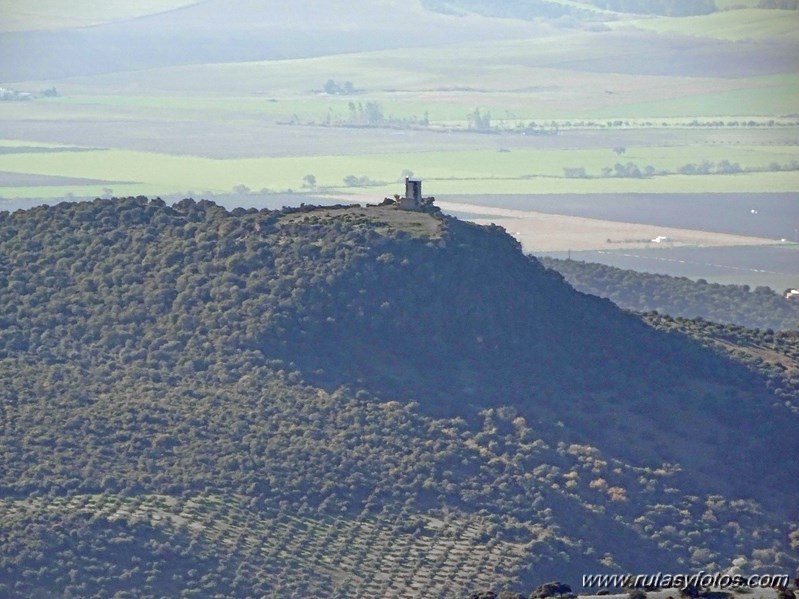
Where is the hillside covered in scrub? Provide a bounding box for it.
[539,257,799,332]
[0,197,797,598]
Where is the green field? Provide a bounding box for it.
[40,86,799,123]
[587,74,799,119]
[2,141,798,200]
[715,0,761,8]
[38,36,799,120]
[621,8,799,41]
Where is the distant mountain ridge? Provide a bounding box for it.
[0,197,796,598]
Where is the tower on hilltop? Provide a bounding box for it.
[398,177,423,211]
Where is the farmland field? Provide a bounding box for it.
[618,8,799,41]
[440,193,799,240]
[0,0,200,31]
[442,192,799,290]
[436,198,786,251]
[1,142,798,201]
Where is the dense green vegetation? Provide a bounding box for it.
[540,257,799,331]
[0,198,797,598]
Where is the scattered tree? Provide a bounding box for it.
[302,174,317,189]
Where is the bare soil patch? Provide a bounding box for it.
[438,200,783,252]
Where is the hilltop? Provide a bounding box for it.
[0,197,797,598]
